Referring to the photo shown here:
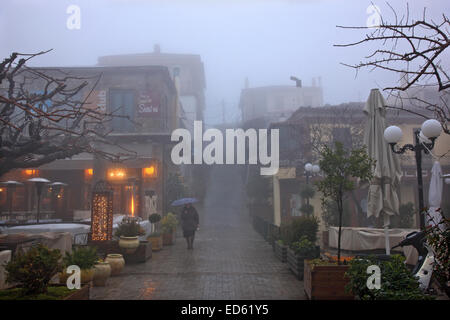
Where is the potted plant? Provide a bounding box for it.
[0,244,89,300]
[148,213,163,251]
[147,231,163,251]
[287,236,320,280]
[115,217,145,254]
[59,246,98,285]
[304,142,374,300]
[161,212,178,245]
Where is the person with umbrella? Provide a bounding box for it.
[172,198,199,250]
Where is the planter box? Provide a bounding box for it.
[287,246,320,280]
[304,260,353,300]
[121,241,152,264]
[274,242,287,263]
[162,232,176,246]
[148,236,163,251]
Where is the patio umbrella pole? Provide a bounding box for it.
[383,215,390,255]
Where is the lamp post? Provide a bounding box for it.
[49,182,67,220]
[304,163,320,207]
[384,119,442,230]
[27,177,51,223]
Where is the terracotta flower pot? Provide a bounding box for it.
[119,236,140,254]
[147,235,163,251]
[105,254,125,276]
[93,262,111,287]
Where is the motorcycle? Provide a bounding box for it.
[391,230,435,292]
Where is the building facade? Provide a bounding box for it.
[0,65,179,221]
[239,82,323,124]
[269,102,450,234]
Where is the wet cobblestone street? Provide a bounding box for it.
[90,165,306,300]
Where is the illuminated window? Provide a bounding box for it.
[24,169,39,176]
[107,168,127,180]
[85,168,93,179]
[142,165,157,178]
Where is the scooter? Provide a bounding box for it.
[392,230,435,291]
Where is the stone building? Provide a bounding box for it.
[239,80,323,124]
[0,65,179,221]
[268,102,450,232]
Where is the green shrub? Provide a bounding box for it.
[290,236,318,257]
[345,255,435,300]
[161,212,178,234]
[149,213,162,223]
[280,216,319,245]
[63,246,98,270]
[5,244,63,295]
[115,217,145,237]
[299,203,314,216]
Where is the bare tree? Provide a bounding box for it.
[335,3,449,134]
[0,51,135,177]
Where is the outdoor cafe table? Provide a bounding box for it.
[328,226,419,265]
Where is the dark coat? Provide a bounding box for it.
[181,206,199,232]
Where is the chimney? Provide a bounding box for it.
[154,44,161,54]
[245,77,249,89]
[312,78,316,87]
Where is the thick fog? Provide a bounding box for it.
[1,0,448,124]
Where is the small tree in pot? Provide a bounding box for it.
[148,213,163,251]
[303,142,373,300]
[315,142,374,263]
[161,212,178,245]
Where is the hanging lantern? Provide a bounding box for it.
[91,180,114,241]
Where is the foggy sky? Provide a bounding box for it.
[1,0,448,124]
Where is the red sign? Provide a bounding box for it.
[138,90,160,116]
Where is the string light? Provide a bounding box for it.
[91,181,114,241]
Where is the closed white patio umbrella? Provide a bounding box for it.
[427,161,444,231]
[363,89,402,255]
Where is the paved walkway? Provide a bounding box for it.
[90,165,306,300]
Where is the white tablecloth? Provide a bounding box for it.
[328,227,419,265]
[3,223,90,238]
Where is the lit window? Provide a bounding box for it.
[24,169,38,176]
[142,166,157,178]
[107,169,126,180]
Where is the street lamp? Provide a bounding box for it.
[304,163,320,206]
[49,182,67,220]
[384,119,442,229]
[27,177,51,223]
[1,181,23,220]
